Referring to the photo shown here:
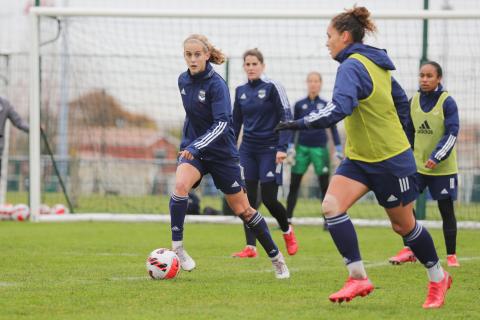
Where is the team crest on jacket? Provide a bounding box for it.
[317,103,325,110]
[198,90,206,102]
[302,104,308,110]
[258,89,266,99]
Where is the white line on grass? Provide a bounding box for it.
[238,256,480,274]
[0,282,16,287]
[37,214,480,230]
[364,256,480,269]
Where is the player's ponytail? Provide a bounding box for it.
[183,34,226,65]
[331,6,377,42]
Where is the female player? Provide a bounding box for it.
[286,71,343,227]
[275,7,451,308]
[170,34,289,279]
[389,61,460,267]
[231,48,298,258]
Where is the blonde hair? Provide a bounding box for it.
[183,34,226,65]
[307,71,322,82]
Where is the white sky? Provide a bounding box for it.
[1,0,480,128]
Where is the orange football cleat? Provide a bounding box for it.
[423,271,452,309]
[232,246,258,258]
[389,247,417,265]
[329,277,374,303]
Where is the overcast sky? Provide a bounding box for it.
[1,0,479,128]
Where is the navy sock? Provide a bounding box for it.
[326,213,362,265]
[245,212,279,258]
[243,223,257,246]
[403,222,439,268]
[170,193,189,241]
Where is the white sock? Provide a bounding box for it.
[270,252,282,261]
[172,240,183,250]
[246,245,256,251]
[427,261,445,283]
[282,225,292,235]
[347,261,367,279]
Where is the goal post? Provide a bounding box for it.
[27,7,480,221]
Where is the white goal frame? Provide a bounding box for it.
[28,7,480,221]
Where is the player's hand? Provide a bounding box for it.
[274,121,301,133]
[425,159,437,169]
[178,150,194,161]
[276,151,287,164]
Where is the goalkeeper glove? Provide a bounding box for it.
[274,121,301,132]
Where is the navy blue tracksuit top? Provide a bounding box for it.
[232,75,293,152]
[178,63,239,160]
[292,96,341,148]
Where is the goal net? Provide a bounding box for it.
[20,7,480,221]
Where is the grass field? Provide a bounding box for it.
[6,192,480,221]
[0,221,479,319]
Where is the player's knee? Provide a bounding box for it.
[173,180,190,197]
[321,194,340,218]
[391,221,411,236]
[238,206,256,222]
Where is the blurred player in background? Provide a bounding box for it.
[275,6,451,308]
[231,48,298,258]
[286,71,343,229]
[170,34,289,279]
[0,97,29,176]
[389,61,460,267]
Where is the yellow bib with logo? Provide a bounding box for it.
[410,92,458,175]
[344,53,411,162]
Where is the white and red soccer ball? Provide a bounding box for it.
[0,203,14,220]
[51,204,69,215]
[11,204,30,221]
[146,248,181,280]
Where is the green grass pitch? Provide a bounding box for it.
[0,222,478,319]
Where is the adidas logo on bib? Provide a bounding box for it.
[418,120,433,134]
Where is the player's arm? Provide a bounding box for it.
[428,97,459,166]
[271,83,293,153]
[3,98,29,132]
[391,76,414,147]
[184,81,230,157]
[330,124,343,159]
[232,88,243,143]
[276,61,362,131]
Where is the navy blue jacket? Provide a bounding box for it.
[233,75,293,152]
[411,84,459,163]
[178,63,239,160]
[292,96,341,148]
[294,43,416,176]
[296,43,412,144]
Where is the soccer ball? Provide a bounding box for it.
[0,203,13,220]
[146,248,181,280]
[40,204,51,215]
[51,204,69,215]
[11,204,30,221]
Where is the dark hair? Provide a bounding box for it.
[420,61,443,78]
[331,6,377,42]
[243,48,264,64]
